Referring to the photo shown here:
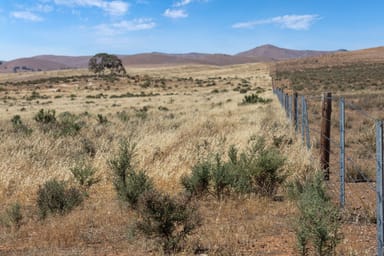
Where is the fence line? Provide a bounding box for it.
[273,86,383,255]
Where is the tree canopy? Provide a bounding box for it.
[88,53,126,75]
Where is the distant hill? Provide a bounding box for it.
[119,52,256,66]
[3,44,382,74]
[274,46,384,72]
[236,44,334,61]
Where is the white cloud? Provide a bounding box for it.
[11,11,43,22]
[54,0,129,16]
[35,4,54,13]
[174,0,192,7]
[163,8,188,19]
[173,0,207,7]
[114,18,156,30]
[232,14,320,30]
[95,18,156,35]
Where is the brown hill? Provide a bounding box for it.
[120,52,257,66]
[1,45,383,74]
[236,44,334,61]
[274,46,384,72]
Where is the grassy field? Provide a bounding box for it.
[0,63,377,255]
[0,64,313,255]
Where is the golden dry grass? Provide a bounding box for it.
[0,63,372,255]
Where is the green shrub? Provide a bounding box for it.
[182,137,285,200]
[11,115,32,135]
[291,173,342,256]
[97,113,108,124]
[70,163,100,192]
[36,179,83,219]
[181,161,211,198]
[241,93,272,105]
[3,202,23,229]
[81,137,97,158]
[57,112,83,136]
[109,139,153,208]
[34,109,56,124]
[210,155,233,200]
[253,148,285,196]
[137,190,201,254]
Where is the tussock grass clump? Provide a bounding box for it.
[36,179,84,219]
[1,202,23,229]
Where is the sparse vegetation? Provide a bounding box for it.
[11,115,32,135]
[241,93,272,105]
[288,173,342,256]
[109,139,154,208]
[2,202,23,229]
[70,163,100,193]
[36,179,83,219]
[182,137,286,200]
[0,62,371,254]
[136,190,201,254]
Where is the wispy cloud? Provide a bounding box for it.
[95,18,156,35]
[232,14,320,30]
[34,4,54,13]
[11,11,43,22]
[54,0,130,16]
[173,0,207,7]
[163,8,188,19]
[174,0,192,7]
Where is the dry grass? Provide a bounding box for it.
[0,63,366,255]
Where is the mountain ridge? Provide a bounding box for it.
[0,44,343,73]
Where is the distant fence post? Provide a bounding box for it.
[376,120,384,256]
[302,97,311,149]
[320,92,332,180]
[339,97,345,208]
[301,96,305,143]
[293,92,298,132]
[288,94,292,121]
[285,93,289,118]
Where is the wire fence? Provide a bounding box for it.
[273,86,384,255]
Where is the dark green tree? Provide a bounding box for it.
[88,53,126,75]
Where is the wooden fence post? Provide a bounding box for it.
[320,92,332,180]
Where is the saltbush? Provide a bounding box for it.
[137,190,201,254]
[57,112,83,136]
[34,109,56,124]
[181,137,285,200]
[289,173,342,256]
[36,179,83,219]
[181,161,211,198]
[2,202,23,229]
[70,163,100,193]
[11,115,32,135]
[241,93,272,105]
[109,139,153,208]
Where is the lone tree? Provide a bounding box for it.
[88,53,126,76]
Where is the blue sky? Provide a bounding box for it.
[1,0,384,60]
